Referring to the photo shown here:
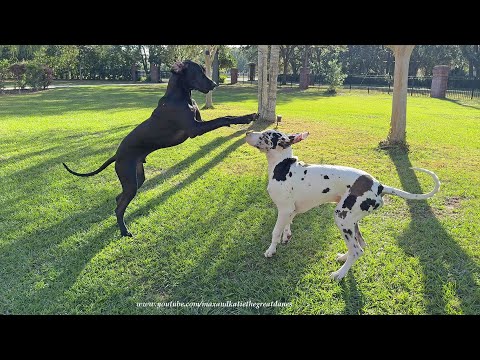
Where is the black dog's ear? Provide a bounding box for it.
[171,61,186,74]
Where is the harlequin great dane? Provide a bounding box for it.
[245,129,440,281]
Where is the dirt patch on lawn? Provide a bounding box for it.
[432,196,464,218]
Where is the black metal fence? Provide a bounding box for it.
[159,70,479,100]
[277,74,480,100]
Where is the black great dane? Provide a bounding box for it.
[63,60,258,236]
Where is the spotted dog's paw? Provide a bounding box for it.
[336,253,348,262]
[264,247,276,258]
[330,270,346,282]
[281,230,292,244]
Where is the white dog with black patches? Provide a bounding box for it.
[245,129,440,281]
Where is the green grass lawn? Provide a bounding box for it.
[1,84,479,314]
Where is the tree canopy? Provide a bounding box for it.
[0,45,477,81]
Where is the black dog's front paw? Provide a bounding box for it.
[246,113,260,122]
[233,113,259,124]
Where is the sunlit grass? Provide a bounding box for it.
[1,84,479,314]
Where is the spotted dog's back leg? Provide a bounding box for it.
[332,189,383,281]
[282,218,295,244]
[355,223,366,249]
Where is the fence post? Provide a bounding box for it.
[230,68,238,85]
[430,65,450,98]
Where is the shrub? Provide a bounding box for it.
[42,66,53,89]
[9,62,27,92]
[0,59,10,92]
[25,63,44,90]
[25,63,53,90]
[218,74,227,84]
[325,59,347,94]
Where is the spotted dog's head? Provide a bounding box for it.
[245,129,309,153]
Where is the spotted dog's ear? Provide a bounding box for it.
[171,61,186,74]
[277,132,309,149]
[289,132,309,144]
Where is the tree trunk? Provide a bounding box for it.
[280,45,289,85]
[204,46,217,109]
[264,45,280,122]
[212,50,219,84]
[475,45,479,77]
[290,59,298,77]
[140,46,149,75]
[282,55,288,85]
[258,45,269,117]
[386,45,415,145]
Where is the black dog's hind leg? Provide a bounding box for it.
[136,160,146,189]
[115,158,139,237]
[116,158,146,205]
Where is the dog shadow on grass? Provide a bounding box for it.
[0,122,267,314]
[387,148,479,314]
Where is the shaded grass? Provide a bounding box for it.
[0,84,479,314]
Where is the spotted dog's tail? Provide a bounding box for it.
[381,167,440,200]
[62,156,116,177]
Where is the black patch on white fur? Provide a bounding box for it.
[342,175,374,210]
[377,184,384,196]
[360,198,377,211]
[273,158,297,181]
[324,175,329,179]
[304,170,307,175]
[343,229,353,236]
[322,188,330,193]
[342,195,357,210]
[350,175,374,196]
[337,210,348,219]
[288,172,292,177]
[270,132,281,149]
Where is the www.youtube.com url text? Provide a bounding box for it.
[136,300,292,309]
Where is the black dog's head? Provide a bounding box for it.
[245,129,309,153]
[171,60,217,94]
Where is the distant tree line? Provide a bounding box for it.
[0,45,237,82]
[236,45,480,80]
[1,45,478,88]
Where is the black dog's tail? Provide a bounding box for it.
[62,156,116,177]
